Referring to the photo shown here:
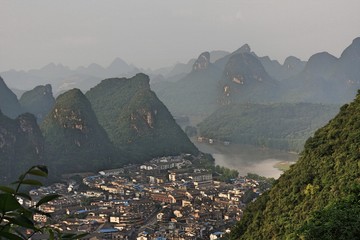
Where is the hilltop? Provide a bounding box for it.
[86,73,198,160]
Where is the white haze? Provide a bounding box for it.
[1,0,360,72]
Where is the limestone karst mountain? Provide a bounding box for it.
[153,52,223,118]
[19,84,55,123]
[0,76,22,118]
[219,53,279,105]
[0,111,44,183]
[86,73,198,160]
[282,37,360,104]
[259,55,306,80]
[41,88,118,174]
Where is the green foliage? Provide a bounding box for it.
[299,186,360,240]
[198,102,339,152]
[86,73,198,161]
[229,93,360,239]
[41,88,120,175]
[191,153,215,169]
[212,165,239,182]
[241,190,258,204]
[0,112,44,184]
[0,165,86,239]
[246,173,275,192]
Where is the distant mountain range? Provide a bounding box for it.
[1,36,360,180]
[1,51,229,96]
[282,37,360,104]
[1,58,139,95]
[156,37,359,115]
[151,37,360,152]
[152,43,308,120]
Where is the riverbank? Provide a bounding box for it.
[192,139,298,179]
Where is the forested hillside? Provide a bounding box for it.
[229,92,360,239]
[86,73,198,160]
[198,103,339,152]
[41,89,119,175]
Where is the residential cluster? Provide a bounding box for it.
[24,154,271,240]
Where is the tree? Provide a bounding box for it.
[0,165,87,239]
[299,186,360,240]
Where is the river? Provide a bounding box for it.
[193,140,298,179]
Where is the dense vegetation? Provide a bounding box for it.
[198,103,339,152]
[229,92,360,239]
[41,89,119,176]
[0,111,44,183]
[86,73,198,161]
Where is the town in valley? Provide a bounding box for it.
[25,154,273,240]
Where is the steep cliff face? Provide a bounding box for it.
[19,84,55,123]
[0,111,44,183]
[230,92,360,239]
[41,89,118,174]
[86,73,198,161]
[0,76,22,118]
[219,53,279,105]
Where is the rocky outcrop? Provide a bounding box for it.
[192,52,211,71]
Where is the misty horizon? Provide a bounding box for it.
[1,0,360,72]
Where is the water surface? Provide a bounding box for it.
[194,141,298,179]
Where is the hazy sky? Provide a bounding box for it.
[1,0,360,72]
